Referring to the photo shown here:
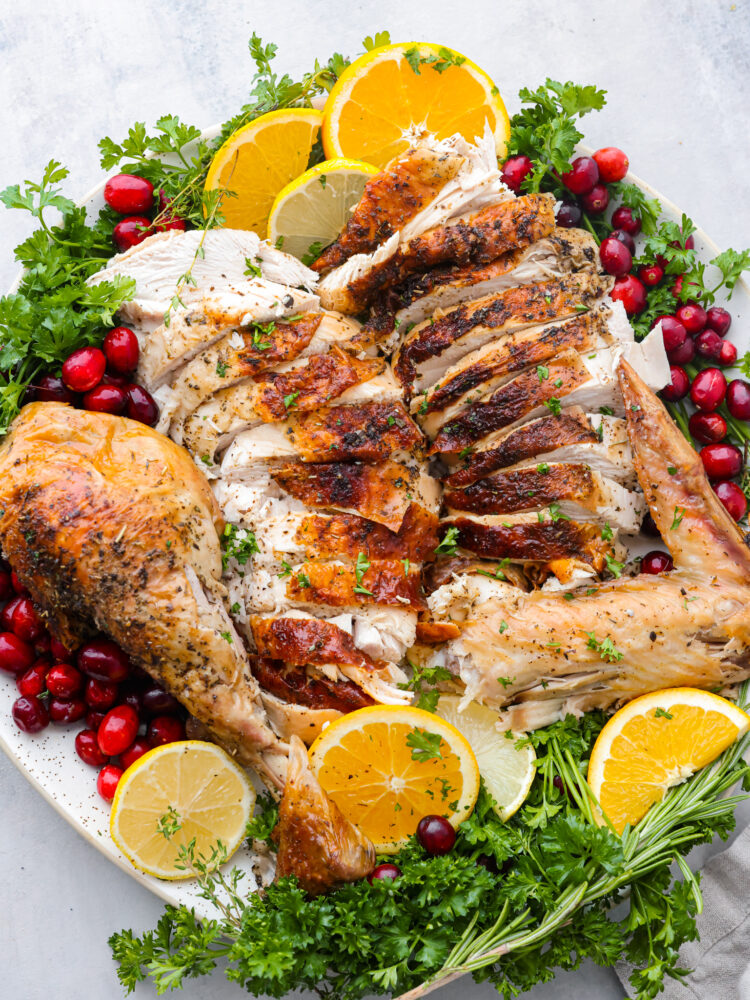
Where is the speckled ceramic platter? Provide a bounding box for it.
[1,132,748,917]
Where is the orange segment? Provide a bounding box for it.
[309,705,480,853]
[588,688,750,834]
[322,42,510,168]
[204,108,323,237]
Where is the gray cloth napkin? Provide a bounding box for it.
[616,824,750,998]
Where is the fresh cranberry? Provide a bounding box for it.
[119,737,154,770]
[701,443,743,480]
[714,481,747,522]
[0,632,35,675]
[660,366,690,402]
[103,326,139,374]
[552,774,568,795]
[97,764,123,802]
[689,411,727,444]
[104,174,154,215]
[46,663,83,698]
[671,234,695,252]
[16,661,50,698]
[592,146,629,183]
[112,216,153,253]
[611,229,636,254]
[141,686,181,717]
[676,303,707,335]
[695,329,723,360]
[581,184,609,214]
[717,341,737,366]
[672,275,686,297]
[120,689,143,716]
[690,368,726,411]
[668,339,695,365]
[84,676,119,710]
[416,815,456,855]
[639,264,664,287]
[10,597,44,642]
[610,274,646,315]
[12,695,49,733]
[599,236,632,277]
[642,512,660,537]
[50,636,73,662]
[0,570,13,601]
[97,705,140,756]
[561,156,599,195]
[154,214,187,233]
[148,715,185,746]
[34,375,76,404]
[655,315,686,353]
[101,372,130,387]
[34,633,51,658]
[85,709,107,731]
[706,307,731,338]
[1,596,23,631]
[83,384,127,415]
[75,729,108,767]
[500,155,533,193]
[556,201,582,228]
[62,347,106,393]
[48,696,87,725]
[367,863,402,884]
[78,639,131,683]
[11,571,28,594]
[125,384,159,426]
[727,379,750,420]
[611,206,641,236]
[641,550,674,574]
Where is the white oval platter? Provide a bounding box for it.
[1,129,748,920]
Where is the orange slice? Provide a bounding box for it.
[588,688,750,834]
[322,42,510,167]
[309,705,480,853]
[204,108,323,237]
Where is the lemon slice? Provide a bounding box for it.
[267,158,379,263]
[588,688,750,834]
[204,108,323,237]
[110,741,254,880]
[435,696,536,821]
[322,41,510,167]
[309,705,480,853]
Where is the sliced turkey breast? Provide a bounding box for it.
[219,401,422,471]
[364,228,600,350]
[393,272,614,394]
[138,285,321,390]
[314,126,508,276]
[414,302,624,427]
[429,332,668,455]
[244,504,438,562]
[181,351,388,462]
[441,512,617,572]
[444,411,633,487]
[87,228,317,332]
[444,464,645,533]
[318,193,556,314]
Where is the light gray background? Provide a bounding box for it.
[1,2,749,999]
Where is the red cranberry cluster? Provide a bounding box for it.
[0,562,185,802]
[29,325,159,426]
[104,173,187,252]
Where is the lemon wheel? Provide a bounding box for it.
[588,688,750,834]
[322,42,510,167]
[204,108,323,237]
[267,158,378,262]
[435,696,536,821]
[309,705,480,853]
[110,740,254,880]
